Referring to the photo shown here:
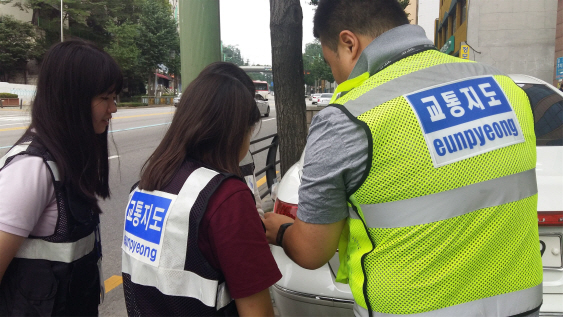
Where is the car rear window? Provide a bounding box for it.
[520,84,563,146]
[321,94,333,98]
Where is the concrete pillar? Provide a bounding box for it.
[179,0,221,89]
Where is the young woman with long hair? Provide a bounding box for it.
[0,39,122,316]
[198,62,265,217]
[122,63,281,316]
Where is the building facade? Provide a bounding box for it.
[436,0,557,84]
[418,0,440,40]
[553,0,563,85]
[435,0,468,56]
[405,0,419,25]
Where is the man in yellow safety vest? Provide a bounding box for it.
[264,0,542,316]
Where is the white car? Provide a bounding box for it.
[317,93,334,107]
[255,93,270,117]
[311,93,322,105]
[173,93,181,107]
[270,74,563,316]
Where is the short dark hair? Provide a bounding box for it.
[313,0,410,51]
[139,69,261,191]
[21,39,122,213]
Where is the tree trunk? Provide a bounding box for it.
[270,0,308,177]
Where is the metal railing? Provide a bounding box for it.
[250,133,280,199]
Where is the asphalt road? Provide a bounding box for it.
[0,98,281,316]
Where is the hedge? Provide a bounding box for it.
[0,93,18,98]
[117,102,148,107]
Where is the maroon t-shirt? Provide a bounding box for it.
[198,177,282,299]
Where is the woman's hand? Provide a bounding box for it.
[0,230,25,281]
[234,287,275,317]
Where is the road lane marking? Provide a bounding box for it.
[112,112,174,120]
[0,126,27,132]
[108,155,119,160]
[0,123,29,127]
[0,123,172,149]
[0,111,174,133]
[104,275,123,293]
[109,122,170,133]
[256,171,279,187]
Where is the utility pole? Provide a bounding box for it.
[179,0,221,87]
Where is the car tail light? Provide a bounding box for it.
[274,199,298,220]
[538,211,563,226]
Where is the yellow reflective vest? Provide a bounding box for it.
[332,49,542,316]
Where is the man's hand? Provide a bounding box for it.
[263,212,346,270]
[262,212,294,245]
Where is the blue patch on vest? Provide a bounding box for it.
[125,191,171,245]
[404,76,524,167]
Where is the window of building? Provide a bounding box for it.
[460,0,467,24]
[444,21,448,38]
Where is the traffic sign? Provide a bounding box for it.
[556,57,563,80]
[460,45,470,60]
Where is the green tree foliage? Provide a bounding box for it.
[0,15,42,81]
[302,40,333,85]
[105,22,140,78]
[4,0,180,96]
[136,0,179,75]
[222,44,247,66]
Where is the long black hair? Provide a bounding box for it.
[19,39,123,213]
[139,69,261,191]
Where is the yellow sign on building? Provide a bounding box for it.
[460,45,470,60]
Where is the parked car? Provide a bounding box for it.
[255,93,270,117]
[317,93,334,107]
[173,93,181,107]
[311,93,322,105]
[270,74,563,316]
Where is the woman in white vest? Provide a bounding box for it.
[122,63,281,316]
[199,62,265,217]
[0,39,122,315]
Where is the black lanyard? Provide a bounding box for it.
[336,44,437,100]
[373,44,438,75]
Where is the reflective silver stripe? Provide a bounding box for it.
[45,160,61,182]
[353,283,542,317]
[122,253,222,306]
[159,167,218,269]
[122,167,233,307]
[216,282,232,310]
[15,231,96,263]
[349,206,360,220]
[0,143,31,168]
[343,62,505,117]
[0,143,60,181]
[358,169,536,228]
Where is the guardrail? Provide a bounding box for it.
[250,133,280,199]
[0,98,23,109]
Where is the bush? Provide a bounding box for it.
[117,102,148,107]
[0,93,18,98]
[119,96,143,103]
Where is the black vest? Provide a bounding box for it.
[0,136,101,316]
[122,160,238,316]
